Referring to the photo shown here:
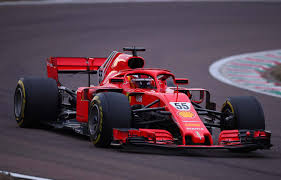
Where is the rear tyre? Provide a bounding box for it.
[88,92,132,147]
[14,77,59,128]
[221,96,265,130]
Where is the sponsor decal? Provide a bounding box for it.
[136,95,142,103]
[186,127,204,130]
[195,131,202,140]
[178,111,195,118]
[170,102,191,110]
[184,123,200,127]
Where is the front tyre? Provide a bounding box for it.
[221,96,265,130]
[88,92,132,147]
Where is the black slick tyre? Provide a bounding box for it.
[14,77,59,128]
[221,96,265,130]
[88,92,132,147]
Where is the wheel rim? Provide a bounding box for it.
[14,88,23,118]
[88,104,100,138]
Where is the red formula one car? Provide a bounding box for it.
[14,47,272,152]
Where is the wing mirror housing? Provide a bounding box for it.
[110,77,124,84]
[175,78,189,85]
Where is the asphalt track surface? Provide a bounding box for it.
[0,2,281,180]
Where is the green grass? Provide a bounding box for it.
[270,64,281,82]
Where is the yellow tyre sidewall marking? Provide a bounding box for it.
[17,80,26,126]
[222,100,234,113]
[125,92,131,103]
[92,95,103,145]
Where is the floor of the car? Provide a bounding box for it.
[47,119,89,136]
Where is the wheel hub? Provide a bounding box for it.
[88,104,100,138]
[14,88,23,118]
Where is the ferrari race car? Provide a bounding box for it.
[14,47,272,152]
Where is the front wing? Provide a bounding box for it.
[113,128,272,151]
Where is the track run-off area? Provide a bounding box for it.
[0,1,281,180]
[210,49,281,98]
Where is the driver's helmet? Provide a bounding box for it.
[132,78,153,89]
[129,75,155,89]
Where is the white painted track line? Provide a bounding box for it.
[209,49,281,98]
[0,171,53,180]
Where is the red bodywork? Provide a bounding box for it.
[46,51,271,150]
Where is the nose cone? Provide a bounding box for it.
[191,131,206,144]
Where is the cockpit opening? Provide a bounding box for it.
[127,74,156,89]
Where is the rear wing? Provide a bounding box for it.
[47,57,107,86]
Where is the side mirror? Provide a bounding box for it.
[175,78,189,85]
[110,77,124,84]
[190,90,205,104]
